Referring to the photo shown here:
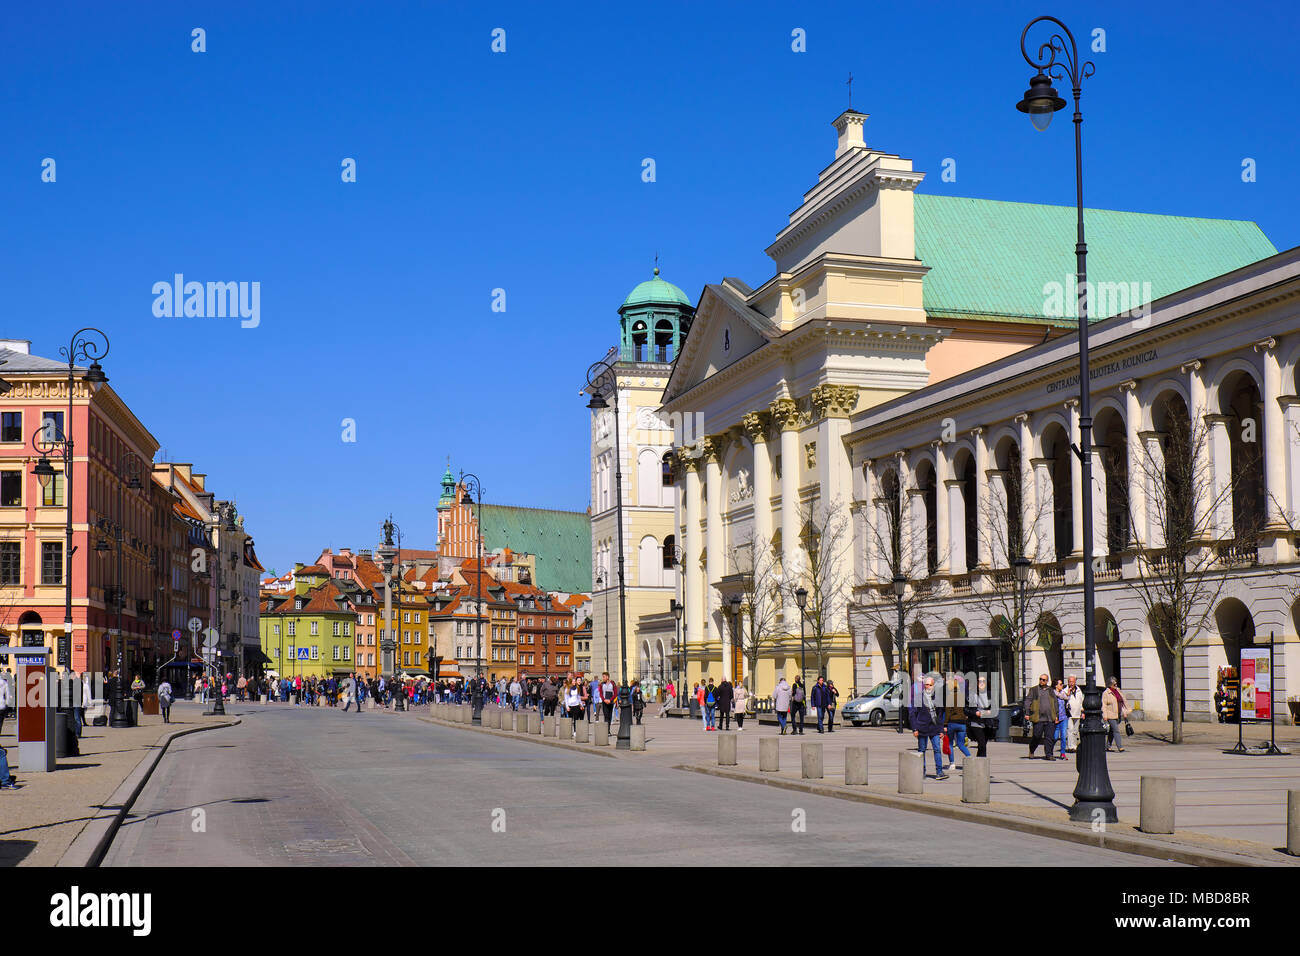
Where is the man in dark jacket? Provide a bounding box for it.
[811,676,831,733]
[1024,673,1058,759]
[715,678,734,731]
[541,677,559,716]
[909,675,949,779]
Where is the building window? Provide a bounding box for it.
[288,621,296,636]
[0,411,22,443]
[344,647,351,661]
[310,621,319,635]
[414,612,421,623]
[41,541,63,585]
[0,471,21,508]
[311,645,319,660]
[414,651,421,666]
[0,541,19,585]
[40,411,64,440]
[273,624,280,636]
[333,645,341,661]
[403,651,410,666]
[333,621,340,636]
[41,472,65,507]
[344,621,350,635]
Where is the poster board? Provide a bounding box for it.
[1239,647,1272,721]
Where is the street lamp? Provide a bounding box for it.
[460,473,485,722]
[891,574,906,734]
[794,586,808,689]
[29,328,108,696]
[728,593,742,689]
[1015,14,1115,824]
[1010,554,1032,743]
[585,359,631,749]
[670,597,684,708]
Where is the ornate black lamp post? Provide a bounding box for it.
[460,473,485,723]
[892,574,907,734]
[670,597,684,708]
[30,328,109,689]
[585,359,631,749]
[728,594,742,690]
[1015,14,1115,823]
[794,586,808,688]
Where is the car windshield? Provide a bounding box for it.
[865,681,895,698]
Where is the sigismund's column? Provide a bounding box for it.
[702,434,727,680]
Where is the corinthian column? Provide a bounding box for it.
[770,397,803,595]
[743,411,773,548]
[682,451,704,683]
[702,434,727,679]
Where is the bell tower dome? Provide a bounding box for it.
[617,267,694,365]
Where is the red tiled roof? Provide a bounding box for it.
[354,555,384,587]
[297,565,329,576]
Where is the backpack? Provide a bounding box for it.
[793,686,805,704]
[706,690,715,705]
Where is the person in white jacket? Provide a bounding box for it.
[1062,675,1084,752]
[774,677,792,735]
[0,673,10,737]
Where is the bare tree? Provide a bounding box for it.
[1115,403,1251,744]
[850,474,940,683]
[728,533,785,691]
[788,498,854,681]
[963,461,1078,701]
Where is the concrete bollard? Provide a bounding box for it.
[631,725,646,751]
[541,715,552,737]
[515,711,529,734]
[560,716,573,739]
[593,721,609,746]
[961,756,991,804]
[1140,776,1176,834]
[898,751,924,794]
[500,710,514,732]
[527,711,541,735]
[718,732,738,766]
[801,741,823,780]
[844,746,868,786]
[759,736,779,772]
[488,709,500,729]
[455,705,464,723]
[1288,790,1300,857]
[574,720,589,744]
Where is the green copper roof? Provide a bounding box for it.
[620,269,692,311]
[479,504,591,593]
[913,194,1276,324]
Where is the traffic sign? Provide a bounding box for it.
[171,629,183,641]
[203,627,219,649]
[297,647,309,661]
[187,617,203,634]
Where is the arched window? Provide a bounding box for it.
[637,449,660,506]
[661,452,674,487]
[655,319,674,363]
[662,534,677,571]
[631,320,649,362]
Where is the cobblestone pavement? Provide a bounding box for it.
[0,702,234,867]
[100,701,1175,866]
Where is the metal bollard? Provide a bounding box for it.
[759,736,779,772]
[961,756,990,803]
[801,741,823,780]
[630,725,646,751]
[1288,790,1299,856]
[898,751,924,794]
[1139,776,1176,834]
[844,746,868,785]
[718,732,738,766]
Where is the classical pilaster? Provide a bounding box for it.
[743,411,774,548]
[987,469,1009,566]
[1204,414,1233,538]
[1137,430,1166,549]
[944,477,966,574]
[1030,458,1056,560]
[1183,359,1211,533]
[972,427,991,569]
[1119,380,1144,548]
[1015,413,1036,561]
[1255,338,1288,534]
[770,397,803,593]
[860,459,878,583]
[931,441,950,574]
[1064,399,1083,558]
[1283,395,1300,531]
[682,450,705,677]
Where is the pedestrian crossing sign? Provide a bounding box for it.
[298,647,309,660]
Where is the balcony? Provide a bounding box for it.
[1040,563,1066,586]
[1094,556,1123,582]
[950,575,972,595]
[1216,543,1259,568]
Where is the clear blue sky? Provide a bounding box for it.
[3,0,1295,575]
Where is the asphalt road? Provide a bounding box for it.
[102,702,1178,866]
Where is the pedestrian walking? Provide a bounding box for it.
[811,676,831,733]
[967,675,995,757]
[825,679,840,732]
[1052,678,1069,760]
[790,677,807,735]
[715,676,733,731]
[157,679,174,724]
[944,677,972,771]
[661,680,675,716]
[701,678,716,731]
[732,680,749,730]
[599,672,617,726]
[564,679,584,735]
[910,675,949,780]
[1063,675,1084,752]
[774,676,791,735]
[1024,673,1059,759]
[1102,677,1131,752]
[631,680,645,724]
[0,673,10,737]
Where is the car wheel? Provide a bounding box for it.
[869,710,885,726]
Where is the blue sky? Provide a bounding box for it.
[3,0,1296,575]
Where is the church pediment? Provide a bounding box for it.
[663,283,781,402]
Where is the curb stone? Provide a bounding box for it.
[420,715,618,758]
[57,717,241,868]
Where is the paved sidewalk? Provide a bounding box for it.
[0,701,236,867]
[435,705,1300,856]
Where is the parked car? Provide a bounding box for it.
[842,680,903,726]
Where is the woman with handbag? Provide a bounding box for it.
[966,674,994,757]
[1101,677,1130,752]
[732,681,749,730]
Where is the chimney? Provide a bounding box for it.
[0,339,31,354]
[833,110,868,158]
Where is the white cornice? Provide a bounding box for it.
[766,165,924,263]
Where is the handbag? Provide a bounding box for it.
[1124,719,1134,736]
[941,733,951,755]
